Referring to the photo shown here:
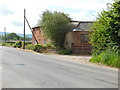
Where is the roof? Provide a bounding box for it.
[71,20,94,23]
[32,25,42,29]
[32,20,94,31]
[71,20,94,31]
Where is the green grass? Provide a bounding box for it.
[90,50,120,68]
[0,41,3,46]
[57,49,72,55]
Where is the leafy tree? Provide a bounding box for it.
[6,33,21,40]
[0,35,3,40]
[0,33,31,41]
[25,35,32,41]
[40,10,72,48]
[90,0,120,55]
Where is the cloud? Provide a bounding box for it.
[0,0,114,34]
[0,4,14,16]
[12,21,23,27]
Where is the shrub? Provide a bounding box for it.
[12,43,16,48]
[14,41,22,48]
[44,43,54,49]
[6,41,15,45]
[90,50,120,68]
[2,43,6,46]
[25,42,32,45]
[26,44,34,50]
[2,43,11,46]
[58,49,72,55]
[33,44,44,52]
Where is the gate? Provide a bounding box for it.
[72,45,92,54]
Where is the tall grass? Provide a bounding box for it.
[90,50,120,68]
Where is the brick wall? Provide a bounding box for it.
[32,26,49,45]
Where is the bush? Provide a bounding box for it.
[90,50,120,68]
[44,43,54,49]
[12,43,16,48]
[33,44,44,52]
[6,41,15,45]
[26,44,34,50]
[58,49,72,55]
[14,41,22,48]
[2,43,5,46]
[25,42,32,45]
[2,42,12,46]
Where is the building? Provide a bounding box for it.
[32,21,93,54]
[64,21,94,54]
[32,25,49,45]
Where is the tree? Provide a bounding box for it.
[90,0,120,55]
[0,35,4,40]
[6,33,21,40]
[40,10,72,48]
[25,35,32,41]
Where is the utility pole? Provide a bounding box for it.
[23,9,26,49]
[4,27,6,43]
[23,9,39,47]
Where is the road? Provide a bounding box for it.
[1,46,118,88]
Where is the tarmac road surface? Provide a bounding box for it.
[1,46,118,88]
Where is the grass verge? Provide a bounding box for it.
[90,50,120,68]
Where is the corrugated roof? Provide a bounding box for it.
[71,20,94,23]
[32,25,42,29]
[32,20,94,31]
[71,21,94,31]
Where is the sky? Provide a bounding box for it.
[0,0,114,34]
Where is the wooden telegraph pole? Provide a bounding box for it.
[23,9,26,49]
[23,9,39,49]
[25,17,39,44]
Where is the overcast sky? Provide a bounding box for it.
[0,0,114,34]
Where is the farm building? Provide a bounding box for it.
[64,21,93,54]
[32,25,50,45]
[32,21,94,54]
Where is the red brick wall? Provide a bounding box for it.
[32,27,49,45]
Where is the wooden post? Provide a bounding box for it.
[25,17,39,44]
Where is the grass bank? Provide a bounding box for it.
[90,50,120,68]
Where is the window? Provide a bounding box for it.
[34,28,36,34]
[39,39,41,43]
[44,39,46,44]
[39,30,41,35]
[34,40,37,44]
[81,34,89,43]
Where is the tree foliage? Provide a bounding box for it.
[0,33,31,41]
[6,33,21,40]
[90,0,120,55]
[40,10,72,48]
